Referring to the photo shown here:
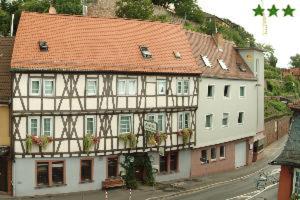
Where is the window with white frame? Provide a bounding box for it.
[117,79,137,96]
[157,80,166,95]
[86,79,97,96]
[42,117,53,136]
[293,168,300,195]
[220,145,226,158]
[240,86,245,97]
[43,79,54,96]
[224,85,230,97]
[222,113,229,127]
[178,112,190,130]
[28,117,40,136]
[238,112,244,124]
[205,114,213,129]
[177,80,189,95]
[30,78,41,96]
[207,85,214,97]
[211,147,216,160]
[85,116,96,134]
[119,115,133,133]
[148,113,165,132]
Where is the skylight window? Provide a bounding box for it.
[201,55,212,67]
[218,59,229,70]
[238,64,247,72]
[174,51,181,59]
[38,40,48,51]
[140,46,152,59]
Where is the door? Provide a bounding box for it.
[0,157,8,192]
[235,142,247,168]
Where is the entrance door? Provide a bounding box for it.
[235,142,247,168]
[0,157,8,192]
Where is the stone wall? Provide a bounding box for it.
[264,115,291,146]
[87,0,117,18]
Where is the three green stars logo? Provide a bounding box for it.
[253,4,295,17]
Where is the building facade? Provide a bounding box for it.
[0,37,14,195]
[10,12,201,196]
[186,31,264,176]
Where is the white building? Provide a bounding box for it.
[186,31,264,176]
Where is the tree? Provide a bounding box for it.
[0,8,10,36]
[290,54,300,68]
[174,0,203,23]
[256,44,278,67]
[116,0,154,20]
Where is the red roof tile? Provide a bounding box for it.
[11,12,201,75]
[185,31,255,80]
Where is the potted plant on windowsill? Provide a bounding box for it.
[118,133,137,149]
[177,128,193,145]
[146,131,168,146]
[83,134,100,153]
[25,135,53,153]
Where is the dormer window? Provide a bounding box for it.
[238,63,247,72]
[174,51,181,59]
[140,46,152,59]
[218,59,229,70]
[38,40,48,51]
[201,55,212,67]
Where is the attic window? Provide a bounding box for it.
[140,46,152,59]
[238,64,247,72]
[38,41,48,51]
[174,51,181,59]
[218,59,229,70]
[201,55,212,67]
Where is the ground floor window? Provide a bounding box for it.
[159,151,179,173]
[107,157,118,178]
[81,159,93,182]
[293,168,300,195]
[36,161,65,187]
[200,149,208,163]
[220,145,226,158]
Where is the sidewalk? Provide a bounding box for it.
[0,135,287,200]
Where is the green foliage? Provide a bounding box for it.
[174,0,203,23]
[265,99,291,118]
[290,54,300,68]
[118,133,138,148]
[0,8,10,36]
[121,155,138,189]
[151,14,171,22]
[116,0,154,20]
[290,193,299,200]
[83,134,94,153]
[264,65,281,80]
[25,135,33,152]
[178,128,192,145]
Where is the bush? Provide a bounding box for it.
[116,0,154,20]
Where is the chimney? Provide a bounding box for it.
[49,6,57,14]
[213,32,224,51]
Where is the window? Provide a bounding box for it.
[107,157,118,178]
[157,80,166,95]
[36,161,65,187]
[119,115,132,133]
[211,148,216,160]
[30,78,41,96]
[207,85,214,97]
[240,86,245,97]
[174,51,181,59]
[44,79,54,96]
[222,113,229,127]
[140,46,152,59]
[205,114,213,129]
[159,151,179,173]
[293,168,300,195]
[220,145,226,158]
[29,117,40,136]
[85,116,96,134]
[201,150,208,163]
[177,80,189,95]
[170,152,178,171]
[224,85,230,97]
[42,117,53,136]
[218,59,229,70]
[178,112,190,130]
[117,79,137,96]
[81,159,93,182]
[201,55,212,67]
[147,113,165,132]
[86,79,97,96]
[238,112,244,124]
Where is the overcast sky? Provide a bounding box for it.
[198,0,300,68]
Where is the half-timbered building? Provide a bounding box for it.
[10,12,201,196]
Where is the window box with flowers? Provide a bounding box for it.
[25,135,53,152]
[83,134,100,153]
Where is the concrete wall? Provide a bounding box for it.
[196,78,257,148]
[149,150,191,182]
[0,105,10,146]
[264,116,291,146]
[13,157,106,197]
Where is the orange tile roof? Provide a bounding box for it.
[11,12,201,75]
[0,37,14,102]
[185,31,255,80]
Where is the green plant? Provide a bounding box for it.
[119,133,138,148]
[25,135,33,152]
[116,0,154,20]
[25,135,53,152]
[178,128,193,145]
[83,134,93,153]
[121,155,138,189]
[291,193,299,200]
[146,132,168,146]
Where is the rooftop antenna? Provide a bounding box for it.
[10,14,14,37]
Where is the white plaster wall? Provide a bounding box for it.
[196,78,258,148]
